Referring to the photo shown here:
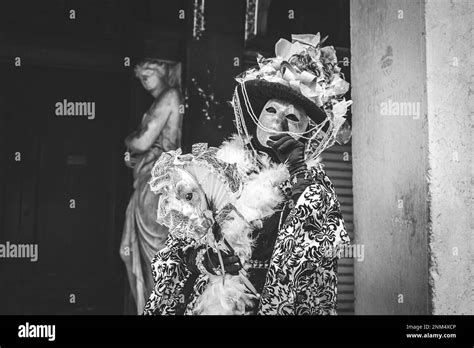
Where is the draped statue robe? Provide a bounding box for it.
[120,88,182,314]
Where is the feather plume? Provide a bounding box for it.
[216,135,256,175]
[306,155,322,169]
[193,274,256,315]
[220,211,254,261]
[235,161,288,222]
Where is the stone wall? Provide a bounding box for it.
[350,0,472,314]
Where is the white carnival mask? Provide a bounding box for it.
[156,166,215,239]
[256,99,309,148]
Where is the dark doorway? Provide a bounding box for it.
[0,65,130,314]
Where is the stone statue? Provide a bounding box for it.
[120,58,183,314]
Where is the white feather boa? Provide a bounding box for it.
[193,136,289,315]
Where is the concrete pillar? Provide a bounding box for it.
[350,0,473,314]
[424,0,473,315]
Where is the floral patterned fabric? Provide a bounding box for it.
[258,165,350,315]
[143,162,350,315]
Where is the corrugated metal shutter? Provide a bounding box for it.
[321,142,354,315]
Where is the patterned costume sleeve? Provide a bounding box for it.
[142,236,192,315]
[258,165,351,315]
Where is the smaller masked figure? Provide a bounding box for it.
[145,146,276,314]
[144,34,352,315]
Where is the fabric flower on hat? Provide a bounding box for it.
[332,98,353,120]
[275,33,321,60]
[320,46,338,66]
[239,33,350,113]
[327,74,350,97]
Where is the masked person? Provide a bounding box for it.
[120,59,183,314]
[143,34,352,315]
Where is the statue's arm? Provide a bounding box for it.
[125,89,180,153]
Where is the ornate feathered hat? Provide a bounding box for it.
[232,33,352,160]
